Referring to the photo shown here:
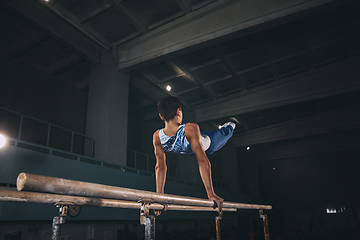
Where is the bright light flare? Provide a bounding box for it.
[166,85,171,91]
[246,146,250,150]
[0,134,6,148]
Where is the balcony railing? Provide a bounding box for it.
[0,106,94,157]
[126,149,180,179]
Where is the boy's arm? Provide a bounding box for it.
[153,130,167,194]
[185,123,223,214]
[153,130,168,216]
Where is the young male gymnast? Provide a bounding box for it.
[153,96,235,216]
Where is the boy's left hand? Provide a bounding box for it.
[154,204,168,216]
[208,193,223,214]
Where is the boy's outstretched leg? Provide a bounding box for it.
[202,122,236,155]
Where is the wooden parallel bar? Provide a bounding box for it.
[17,173,272,210]
[0,189,237,212]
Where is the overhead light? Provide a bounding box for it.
[326,208,337,214]
[246,146,250,150]
[273,168,275,170]
[0,134,6,148]
[166,85,171,91]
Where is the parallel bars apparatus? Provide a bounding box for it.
[0,173,272,240]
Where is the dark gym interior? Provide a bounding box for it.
[1,0,360,239]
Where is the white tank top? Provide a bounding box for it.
[159,124,210,154]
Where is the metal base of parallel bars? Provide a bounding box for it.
[51,203,70,240]
[142,216,155,240]
[140,201,156,240]
[215,216,221,240]
[259,209,270,240]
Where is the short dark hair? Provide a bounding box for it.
[157,96,181,122]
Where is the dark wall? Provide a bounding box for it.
[256,150,360,236]
[0,57,88,134]
[259,151,360,209]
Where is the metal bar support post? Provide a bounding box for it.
[259,209,269,240]
[51,202,70,240]
[215,215,221,240]
[140,201,155,240]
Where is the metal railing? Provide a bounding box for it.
[0,106,94,157]
[126,149,179,179]
[212,177,230,191]
[126,149,156,172]
[126,149,234,190]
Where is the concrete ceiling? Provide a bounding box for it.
[1,0,360,162]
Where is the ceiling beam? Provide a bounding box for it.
[175,0,192,14]
[136,70,192,110]
[192,0,218,10]
[272,51,306,64]
[170,59,217,99]
[211,46,246,90]
[0,8,48,59]
[79,4,112,24]
[18,56,85,88]
[194,57,360,122]
[47,55,83,75]
[233,102,360,148]
[41,1,112,51]
[20,57,47,72]
[205,75,232,86]
[253,132,360,161]
[255,32,279,80]
[149,12,185,30]
[53,75,90,90]
[131,72,168,103]
[117,0,341,72]
[157,73,185,83]
[301,18,314,70]
[104,0,149,34]
[3,30,47,59]
[190,59,220,72]
[1,0,101,63]
[130,72,168,122]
